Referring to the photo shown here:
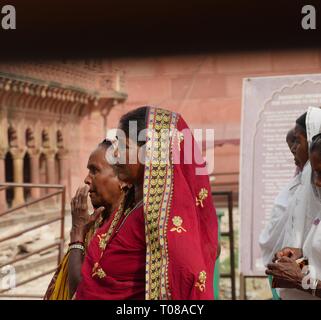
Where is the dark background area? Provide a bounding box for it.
[0,0,321,59]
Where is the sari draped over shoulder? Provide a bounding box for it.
[143,108,218,299]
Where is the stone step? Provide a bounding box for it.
[0,243,69,299]
[0,206,70,229]
[0,207,71,293]
[0,253,59,299]
[0,206,72,299]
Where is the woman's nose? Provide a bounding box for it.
[84,175,91,186]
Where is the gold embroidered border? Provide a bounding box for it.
[144,107,178,300]
[160,111,178,300]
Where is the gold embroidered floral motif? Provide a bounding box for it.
[170,216,187,233]
[196,188,208,208]
[92,262,106,279]
[98,233,107,250]
[177,131,184,151]
[195,271,207,292]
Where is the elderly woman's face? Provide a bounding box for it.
[84,146,121,208]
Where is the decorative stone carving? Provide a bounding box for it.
[41,130,50,148]
[56,131,63,149]
[8,126,18,148]
[26,128,35,148]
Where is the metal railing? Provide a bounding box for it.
[0,183,65,298]
[212,191,236,300]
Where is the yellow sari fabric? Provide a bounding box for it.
[44,251,70,300]
[43,221,100,300]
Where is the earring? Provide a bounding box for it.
[119,183,132,192]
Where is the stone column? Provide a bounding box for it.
[46,149,56,186]
[29,149,40,199]
[0,148,7,213]
[45,149,57,207]
[57,148,69,185]
[11,149,25,207]
[57,149,71,206]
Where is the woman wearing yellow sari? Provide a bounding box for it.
[44,139,124,299]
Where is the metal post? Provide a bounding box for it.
[240,273,246,300]
[214,210,224,299]
[227,192,236,300]
[58,186,66,265]
[0,183,66,297]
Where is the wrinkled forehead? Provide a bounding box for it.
[88,147,107,163]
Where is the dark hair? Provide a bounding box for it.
[286,128,295,143]
[119,106,149,146]
[296,112,307,135]
[98,138,112,149]
[310,133,321,155]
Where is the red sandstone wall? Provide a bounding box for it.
[76,49,321,196]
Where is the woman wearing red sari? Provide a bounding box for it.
[75,106,218,300]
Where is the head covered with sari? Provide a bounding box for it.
[282,107,321,248]
[302,107,321,282]
[116,106,218,299]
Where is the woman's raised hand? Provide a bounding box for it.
[70,185,104,242]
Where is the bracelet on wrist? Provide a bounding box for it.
[69,241,84,246]
[68,243,85,254]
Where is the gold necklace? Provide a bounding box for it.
[115,199,143,234]
[96,199,143,253]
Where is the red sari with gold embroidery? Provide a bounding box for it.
[76,204,146,300]
[76,107,218,300]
